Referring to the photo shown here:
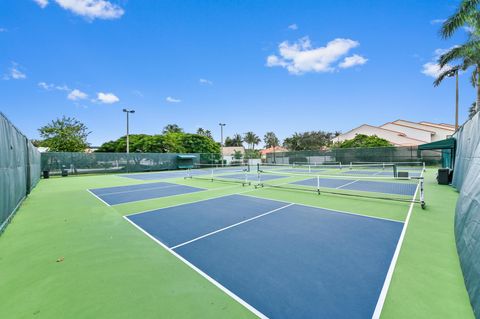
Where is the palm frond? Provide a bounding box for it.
[433,66,460,87]
[441,0,480,38]
[438,41,480,67]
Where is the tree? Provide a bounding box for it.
[336,134,392,148]
[96,132,220,154]
[233,150,243,160]
[180,134,220,153]
[283,131,335,151]
[38,116,90,152]
[196,128,213,139]
[163,124,184,134]
[263,132,279,149]
[436,1,480,112]
[30,139,44,147]
[225,133,243,147]
[244,131,260,150]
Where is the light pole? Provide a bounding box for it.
[123,109,135,153]
[447,70,459,130]
[219,123,226,165]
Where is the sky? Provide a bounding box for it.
[0,0,475,146]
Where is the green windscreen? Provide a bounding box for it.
[0,112,41,234]
[266,146,441,166]
[452,112,480,315]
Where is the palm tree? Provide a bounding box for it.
[163,124,183,134]
[231,133,243,146]
[263,132,279,149]
[196,128,213,139]
[244,131,260,150]
[437,0,480,112]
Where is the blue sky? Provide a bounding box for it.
[0,0,474,146]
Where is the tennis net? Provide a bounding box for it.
[350,161,426,171]
[259,162,403,177]
[255,164,425,208]
[185,163,251,185]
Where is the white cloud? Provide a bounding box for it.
[38,81,71,91]
[339,54,368,68]
[288,24,298,30]
[3,62,26,80]
[38,82,53,90]
[54,0,124,20]
[33,0,49,8]
[463,25,474,33]
[68,89,88,100]
[430,18,446,25]
[166,96,181,103]
[97,92,119,103]
[421,47,456,78]
[422,62,451,78]
[199,78,213,85]
[132,90,144,97]
[266,36,365,74]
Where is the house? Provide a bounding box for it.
[259,146,288,157]
[332,120,455,146]
[221,146,245,164]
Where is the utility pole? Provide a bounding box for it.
[219,123,226,165]
[123,109,135,153]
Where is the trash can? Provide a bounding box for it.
[43,170,50,179]
[437,168,450,185]
[61,165,68,177]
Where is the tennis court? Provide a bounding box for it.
[125,194,404,318]
[2,160,473,319]
[89,182,205,205]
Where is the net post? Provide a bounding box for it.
[420,178,425,209]
[211,169,214,182]
[316,175,320,195]
[393,164,398,178]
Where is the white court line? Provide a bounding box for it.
[124,186,259,217]
[335,179,359,189]
[123,216,268,319]
[86,189,112,207]
[170,203,294,250]
[93,183,183,196]
[239,193,404,224]
[371,171,424,319]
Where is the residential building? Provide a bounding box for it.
[333,120,455,146]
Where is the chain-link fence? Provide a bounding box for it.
[1,112,41,234]
[266,146,442,166]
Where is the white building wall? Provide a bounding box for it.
[333,125,424,146]
[393,120,454,141]
[380,123,432,143]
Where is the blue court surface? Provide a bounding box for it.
[89,182,204,205]
[119,171,188,180]
[126,194,404,318]
[292,177,418,196]
[278,168,325,173]
[343,170,421,178]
